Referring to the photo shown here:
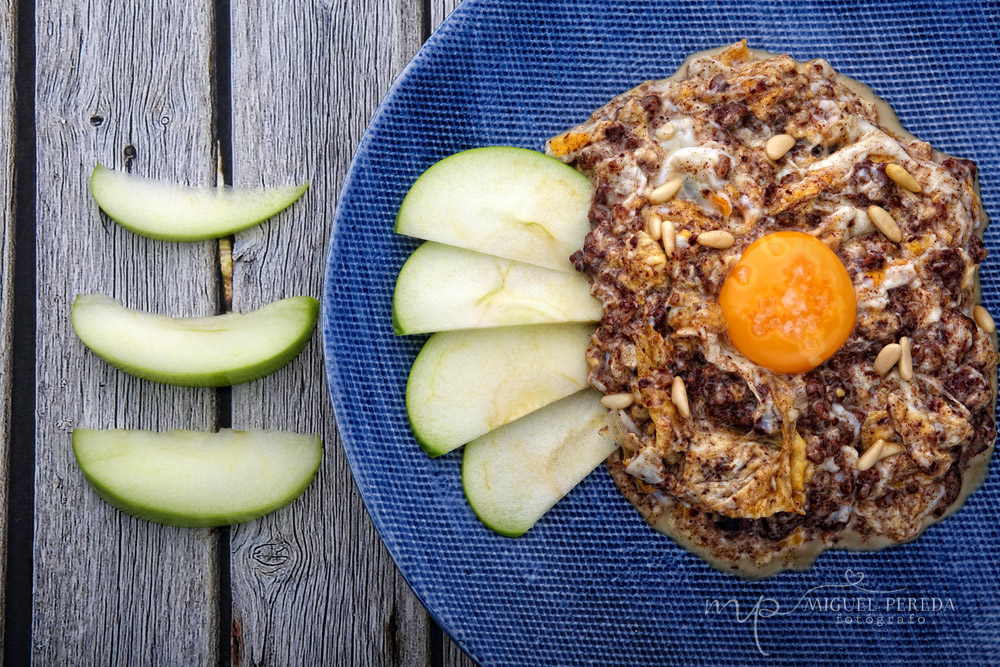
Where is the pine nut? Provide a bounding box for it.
[873,343,902,376]
[696,230,735,249]
[898,337,913,381]
[671,376,690,419]
[765,134,796,160]
[885,163,922,193]
[974,305,996,334]
[649,178,682,204]
[660,218,676,256]
[646,212,662,241]
[657,122,676,140]
[878,442,904,461]
[857,439,886,472]
[867,205,902,243]
[835,388,846,398]
[600,393,634,409]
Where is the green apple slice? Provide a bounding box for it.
[462,389,617,537]
[90,164,308,241]
[406,323,594,457]
[392,241,600,335]
[73,428,321,527]
[72,294,318,387]
[394,147,593,273]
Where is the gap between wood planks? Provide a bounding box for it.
[423,2,450,660]
[3,0,37,663]
[213,2,235,666]
[422,0,450,662]
[420,1,472,664]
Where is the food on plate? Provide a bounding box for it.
[72,293,318,387]
[406,323,593,456]
[392,241,601,335]
[547,41,996,574]
[462,389,617,536]
[73,428,321,527]
[90,164,308,241]
[394,147,593,273]
[392,153,604,530]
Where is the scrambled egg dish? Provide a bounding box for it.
[547,41,997,575]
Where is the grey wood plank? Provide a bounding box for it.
[227,1,429,665]
[0,0,13,657]
[430,0,461,32]
[32,3,219,664]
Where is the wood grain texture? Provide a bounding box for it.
[32,3,219,664]
[430,0,461,32]
[227,1,430,665]
[0,0,13,657]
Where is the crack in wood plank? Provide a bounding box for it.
[217,141,234,313]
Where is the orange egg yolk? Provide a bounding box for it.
[718,231,857,374]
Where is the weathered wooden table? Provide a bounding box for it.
[0,1,475,664]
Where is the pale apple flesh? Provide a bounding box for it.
[72,294,318,387]
[462,389,617,537]
[90,164,308,241]
[394,147,593,273]
[405,323,594,457]
[73,428,322,527]
[392,241,601,335]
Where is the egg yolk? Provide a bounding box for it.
[718,231,856,374]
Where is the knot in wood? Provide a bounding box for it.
[250,540,291,569]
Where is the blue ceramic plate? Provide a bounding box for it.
[324,1,1000,664]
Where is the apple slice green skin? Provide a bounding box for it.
[462,389,617,537]
[90,164,308,241]
[72,294,319,387]
[73,428,321,527]
[394,147,594,273]
[392,241,601,335]
[405,323,594,457]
